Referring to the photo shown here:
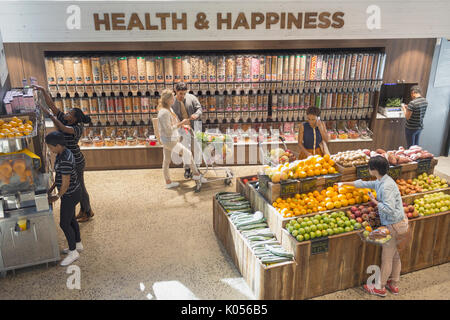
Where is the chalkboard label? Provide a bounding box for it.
[388,165,402,180]
[311,237,329,255]
[258,174,270,196]
[356,165,371,179]
[417,159,432,174]
[324,173,342,189]
[280,180,298,197]
[300,177,317,194]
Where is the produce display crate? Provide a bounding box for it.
[246,182,362,241]
[258,174,343,204]
[401,186,450,204]
[212,197,296,300]
[236,175,258,201]
[336,158,438,180]
[281,228,365,299]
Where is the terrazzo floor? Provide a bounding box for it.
[0,164,449,300]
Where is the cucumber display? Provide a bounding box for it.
[222,205,294,265]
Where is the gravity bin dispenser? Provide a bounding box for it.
[0,98,60,277]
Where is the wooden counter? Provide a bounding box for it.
[213,193,450,300]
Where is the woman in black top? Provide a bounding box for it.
[46,131,82,267]
[298,107,330,159]
[34,85,94,222]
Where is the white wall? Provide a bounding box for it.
[422,39,450,156]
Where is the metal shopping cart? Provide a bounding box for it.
[258,136,299,167]
[191,129,234,192]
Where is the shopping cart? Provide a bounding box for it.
[191,129,234,192]
[258,136,299,167]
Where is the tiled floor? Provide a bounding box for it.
[0,161,449,300]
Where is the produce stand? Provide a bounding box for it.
[214,162,450,300]
[212,197,296,300]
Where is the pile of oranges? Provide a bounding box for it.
[295,154,337,178]
[0,117,33,138]
[273,184,377,218]
[266,154,338,183]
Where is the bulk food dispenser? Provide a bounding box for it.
[0,89,60,277]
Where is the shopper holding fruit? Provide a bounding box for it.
[339,156,409,297]
[298,107,330,160]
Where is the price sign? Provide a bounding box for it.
[388,165,402,180]
[356,165,371,179]
[280,180,299,197]
[299,177,317,194]
[417,159,432,175]
[324,173,342,189]
[311,237,329,255]
[258,174,270,196]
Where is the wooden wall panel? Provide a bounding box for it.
[4,43,24,87]
[19,43,46,89]
[384,38,436,95]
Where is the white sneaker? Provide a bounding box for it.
[165,182,180,189]
[193,175,207,183]
[62,242,84,254]
[60,250,79,266]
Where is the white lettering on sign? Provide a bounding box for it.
[66,5,81,30]
[366,5,381,30]
[66,265,81,290]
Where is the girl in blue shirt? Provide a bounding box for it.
[340,156,409,297]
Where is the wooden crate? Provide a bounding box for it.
[212,197,296,300]
[259,175,335,204]
[401,187,450,204]
[336,163,357,175]
[247,182,371,241]
[236,175,258,200]
[282,228,364,299]
[336,158,438,181]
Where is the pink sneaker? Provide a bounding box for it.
[363,284,387,297]
[386,280,399,295]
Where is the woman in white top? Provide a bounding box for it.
[157,89,206,189]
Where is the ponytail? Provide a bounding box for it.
[72,108,91,124]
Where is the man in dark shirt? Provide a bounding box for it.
[171,82,203,179]
[46,131,83,267]
[402,85,428,148]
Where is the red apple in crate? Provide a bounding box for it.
[243,178,249,184]
[351,206,358,213]
[407,212,413,219]
[356,217,363,223]
[354,210,362,217]
[408,205,415,213]
[362,213,369,221]
[350,214,356,220]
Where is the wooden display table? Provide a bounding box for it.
[212,198,296,300]
[213,195,450,300]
